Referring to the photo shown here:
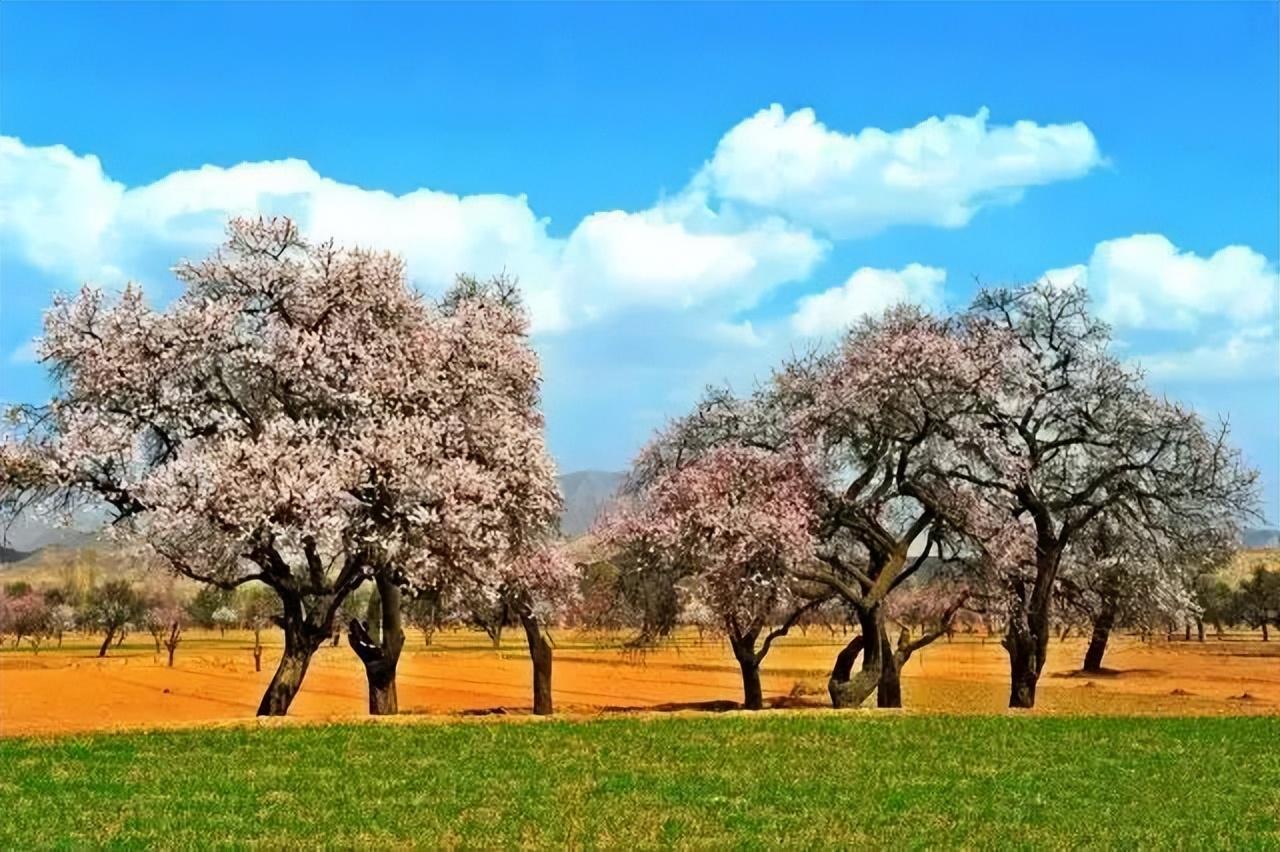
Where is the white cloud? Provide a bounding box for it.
[698,105,1102,237]
[790,264,946,337]
[1054,234,1279,329]
[1137,326,1279,383]
[7,338,39,365]
[0,137,824,334]
[708,319,767,348]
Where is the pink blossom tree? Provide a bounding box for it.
[602,445,822,710]
[145,596,187,667]
[4,590,52,652]
[0,218,561,716]
[626,308,1005,708]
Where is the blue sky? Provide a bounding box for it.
[1,2,1277,521]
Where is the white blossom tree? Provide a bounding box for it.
[942,283,1258,706]
[0,218,561,716]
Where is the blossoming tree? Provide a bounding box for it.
[0,218,562,716]
[624,308,1011,708]
[602,445,821,710]
[946,283,1258,706]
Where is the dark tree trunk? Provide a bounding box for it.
[1082,595,1118,673]
[1003,543,1061,709]
[253,628,264,672]
[830,634,864,683]
[258,629,315,716]
[1264,623,1270,642]
[728,631,763,711]
[1004,605,1049,709]
[519,610,554,715]
[876,626,902,709]
[830,606,883,708]
[167,645,176,667]
[97,628,115,658]
[258,595,324,717]
[1196,618,1205,642]
[348,575,404,715]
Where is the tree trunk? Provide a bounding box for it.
[728,632,763,711]
[257,596,322,717]
[348,574,404,715]
[1082,596,1118,673]
[167,645,176,667]
[1004,603,1048,709]
[1196,618,1205,642]
[876,626,903,709]
[520,610,554,715]
[829,607,882,708]
[97,627,115,658]
[253,628,263,672]
[365,588,383,646]
[258,629,315,716]
[1264,623,1270,642]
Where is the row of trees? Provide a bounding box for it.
[598,286,1259,709]
[0,217,1262,717]
[0,579,169,659]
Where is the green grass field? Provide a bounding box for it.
[2,714,1277,848]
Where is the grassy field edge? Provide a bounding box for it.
[2,713,1277,847]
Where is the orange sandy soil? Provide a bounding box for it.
[1,628,1276,737]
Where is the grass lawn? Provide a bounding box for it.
[2,714,1277,848]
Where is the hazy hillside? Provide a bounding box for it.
[1243,528,1280,549]
[557,471,625,537]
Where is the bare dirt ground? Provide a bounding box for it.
[1,628,1276,736]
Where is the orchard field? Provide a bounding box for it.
[2,626,1277,736]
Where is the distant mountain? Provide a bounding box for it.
[2,509,103,552]
[1243,528,1280,549]
[0,546,35,564]
[557,471,625,537]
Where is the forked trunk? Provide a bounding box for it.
[829,607,883,708]
[519,610,554,715]
[258,596,323,717]
[728,631,763,711]
[348,575,405,715]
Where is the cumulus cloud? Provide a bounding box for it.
[790,264,946,337]
[1136,326,1279,383]
[1047,234,1279,330]
[697,105,1102,237]
[0,136,824,334]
